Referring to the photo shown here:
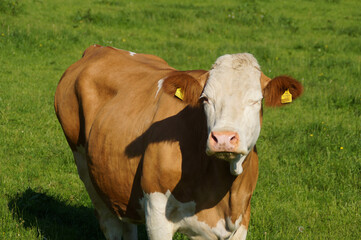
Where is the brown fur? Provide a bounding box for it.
[263,75,304,107]
[162,71,206,107]
[260,72,272,91]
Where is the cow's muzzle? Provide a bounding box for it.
[207,131,246,160]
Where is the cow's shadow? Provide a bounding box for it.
[8,188,104,240]
[8,187,104,239]
[8,188,148,239]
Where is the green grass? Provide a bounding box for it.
[0,0,360,239]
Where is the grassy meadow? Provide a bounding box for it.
[0,0,360,239]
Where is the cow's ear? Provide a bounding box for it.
[262,75,304,107]
[162,72,204,107]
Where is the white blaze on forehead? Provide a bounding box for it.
[205,53,261,104]
[204,53,262,131]
[203,53,263,175]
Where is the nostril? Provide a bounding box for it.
[211,132,218,143]
[229,133,239,145]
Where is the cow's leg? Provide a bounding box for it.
[122,222,138,240]
[144,193,174,240]
[96,216,137,240]
[231,201,251,240]
[73,147,128,240]
[231,225,248,240]
[95,209,125,240]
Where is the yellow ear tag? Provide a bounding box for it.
[175,88,184,100]
[281,89,292,104]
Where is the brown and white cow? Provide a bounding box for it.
[55,44,303,240]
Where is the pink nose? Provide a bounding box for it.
[208,131,239,152]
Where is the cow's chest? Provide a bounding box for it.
[141,190,245,240]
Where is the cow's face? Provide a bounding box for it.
[163,53,303,175]
[201,54,263,175]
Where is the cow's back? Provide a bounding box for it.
[55,45,174,148]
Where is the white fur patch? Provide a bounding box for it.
[231,225,248,240]
[142,190,246,239]
[155,78,164,98]
[230,155,247,175]
[211,219,232,238]
[226,215,242,232]
[203,53,263,175]
[129,51,136,56]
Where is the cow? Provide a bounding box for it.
[54,44,303,240]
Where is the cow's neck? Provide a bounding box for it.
[228,148,259,223]
[193,147,259,228]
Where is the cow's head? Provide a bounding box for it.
[163,53,303,175]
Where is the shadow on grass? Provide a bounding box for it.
[8,187,105,240]
[8,188,149,239]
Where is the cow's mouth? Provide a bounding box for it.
[206,149,248,175]
[213,152,241,161]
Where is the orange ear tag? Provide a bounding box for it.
[175,88,184,100]
[281,89,292,104]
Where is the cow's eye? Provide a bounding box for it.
[200,94,209,103]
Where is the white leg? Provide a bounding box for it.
[231,225,248,240]
[73,147,124,240]
[144,193,174,240]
